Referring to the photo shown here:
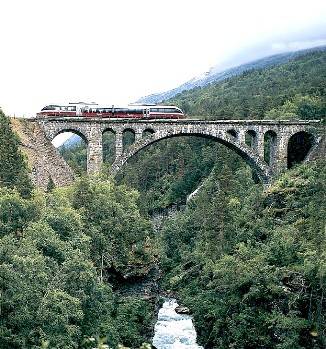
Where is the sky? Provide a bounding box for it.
[1,0,326,119]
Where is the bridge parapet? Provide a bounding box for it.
[34,117,324,185]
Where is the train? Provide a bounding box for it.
[37,102,185,119]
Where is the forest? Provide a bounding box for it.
[0,49,325,348]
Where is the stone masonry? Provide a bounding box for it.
[33,117,324,186]
[12,118,74,190]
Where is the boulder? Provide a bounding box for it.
[175,305,190,314]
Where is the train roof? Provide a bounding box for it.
[41,103,183,110]
[127,105,182,109]
[69,101,98,105]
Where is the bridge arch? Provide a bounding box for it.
[245,130,257,148]
[102,128,116,165]
[122,128,136,151]
[227,129,238,138]
[264,130,277,165]
[51,128,88,174]
[51,128,88,144]
[143,128,155,138]
[111,130,272,184]
[287,131,315,169]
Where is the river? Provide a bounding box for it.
[152,298,203,349]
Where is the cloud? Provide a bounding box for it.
[271,39,326,52]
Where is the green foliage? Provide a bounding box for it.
[159,160,326,348]
[0,178,156,348]
[117,137,243,212]
[114,297,155,348]
[0,110,33,197]
[103,131,116,165]
[169,51,326,120]
[1,49,324,349]
[265,94,326,121]
[58,51,325,213]
[0,188,42,237]
[59,141,87,176]
[72,176,155,278]
[46,176,56,192]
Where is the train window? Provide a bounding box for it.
[67,106,76,111]
[115,108,127,113]
[150,108,159,113]
[128,109,142,114]
[42,106,55,110]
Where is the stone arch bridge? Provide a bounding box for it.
[35,117,324,185]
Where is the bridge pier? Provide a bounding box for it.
[273,132,288,174]
[135,130,142,142]
[87,130,103,174]
[237,129,246,144]
[115,131,123,157]
[256,133,265,159]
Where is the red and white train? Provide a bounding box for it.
[37,102,185,119]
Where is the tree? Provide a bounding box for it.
[72,176,155,279]
[0,110,33,197]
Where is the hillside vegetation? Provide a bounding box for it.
[169,50,326,120]
[0,110,158,348]
[58,51,326,212]
[159,160,326,348]
[117,50,326,212]
[0,48,325,348]
[0,111,33,197]
[120,50,326,347]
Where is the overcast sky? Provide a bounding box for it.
[1,0,326,117]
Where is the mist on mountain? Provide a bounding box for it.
[136,44,326,104]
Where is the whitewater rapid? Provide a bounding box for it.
[152,299,203,349]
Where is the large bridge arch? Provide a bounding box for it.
[111,129,272,184]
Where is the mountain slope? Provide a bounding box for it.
[169,49,326,119]
[137,46,326,105]
[59,48,326,212]
[118,49,326,211]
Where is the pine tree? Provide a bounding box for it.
[46,176,55,192]
[0,110,33,197]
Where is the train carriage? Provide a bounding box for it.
[37,103,185,119]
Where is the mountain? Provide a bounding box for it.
[59,133,83,149]
[136,45,326,104]
[168,49,326,119]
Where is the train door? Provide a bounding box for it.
[76,105,82,116]
[143,108,149,118]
